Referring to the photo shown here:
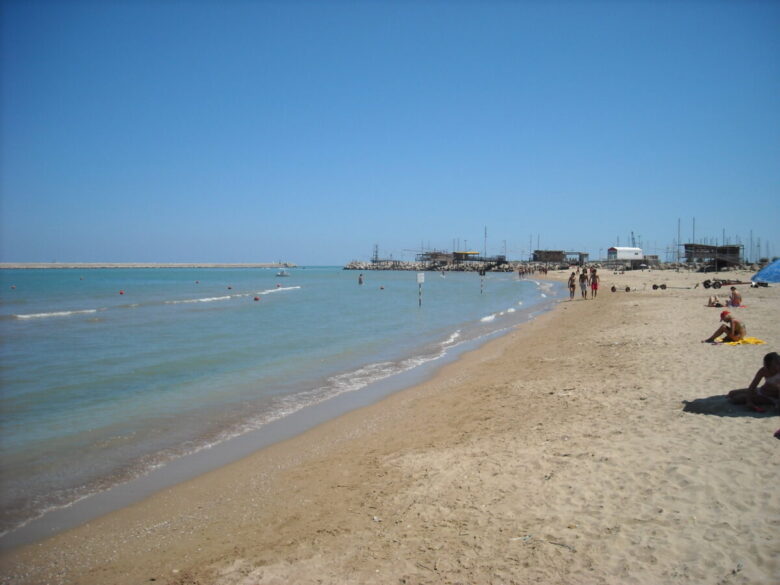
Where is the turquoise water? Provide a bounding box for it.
[0,267,560,536]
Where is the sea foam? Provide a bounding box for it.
[15,309,99,319]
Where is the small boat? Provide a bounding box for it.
[276,269,290,277]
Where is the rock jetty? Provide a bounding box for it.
[343,260,519,272]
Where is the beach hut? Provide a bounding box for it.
[607,247,643,261]
[752,259,780,283]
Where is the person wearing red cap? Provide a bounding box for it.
[702,310,746,343]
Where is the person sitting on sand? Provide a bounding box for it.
[727,286,742,307]
[702,311,746,343]
[707,295,724,307]
[727,352,780,412]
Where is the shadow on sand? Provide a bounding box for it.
[682,395,779,418]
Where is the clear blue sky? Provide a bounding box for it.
[2,1,778,265]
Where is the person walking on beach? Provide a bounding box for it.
[579,270,589,299]
[590,268,600,298]
[568,272,576,300]
[702,311,746,343]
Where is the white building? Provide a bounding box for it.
[607,247,643,261]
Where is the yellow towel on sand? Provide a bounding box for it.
[722,336,766,346]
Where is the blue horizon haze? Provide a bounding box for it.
[2,1,778,264]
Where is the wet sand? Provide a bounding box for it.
[1,268,778,585]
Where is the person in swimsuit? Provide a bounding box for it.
[567,272,576,300]
[727,286,742,307]
[707,295,724,307]
[727,352,780,412]
[590,268,600,298]
[702,310,746,343]
[579,270,589,299]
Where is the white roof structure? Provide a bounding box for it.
[607,247,643,260]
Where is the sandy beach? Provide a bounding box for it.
[1,268,777,585]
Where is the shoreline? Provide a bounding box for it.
[1,269,777,584]
[0,279,563,550]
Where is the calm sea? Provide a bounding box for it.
[0,267,560,539]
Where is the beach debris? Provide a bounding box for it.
[510,535,534,542]
[654,283,693,290]
[703,278,751,289]
[510,535,576,552]
[372,515,382,523]
[547,540,577,552]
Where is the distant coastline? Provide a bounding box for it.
[0,262,297,269]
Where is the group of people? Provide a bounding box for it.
[706,286,742,308]
[702,287,779,420]
[518,265,548,278]
[703,286,746,344]
[567,266,600,300]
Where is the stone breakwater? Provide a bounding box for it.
[344,260,766,273]
[343,261,520,272]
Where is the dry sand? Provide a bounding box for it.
[1,268,778,585]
